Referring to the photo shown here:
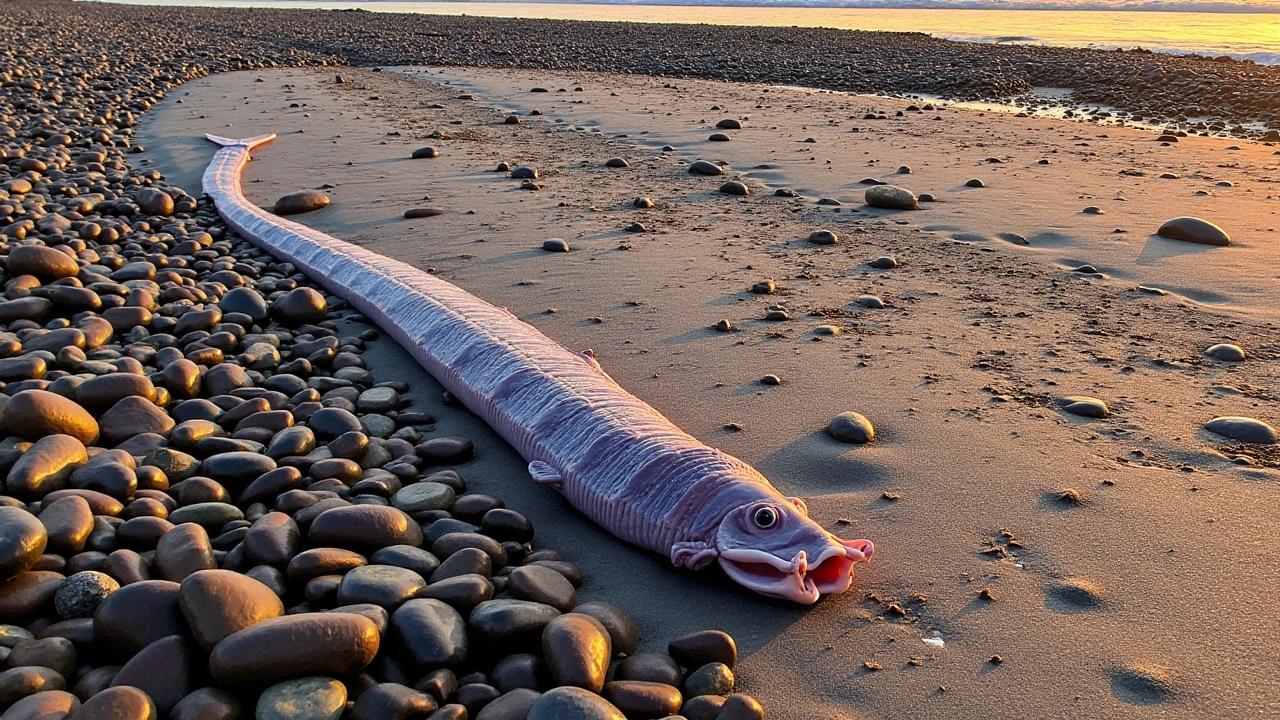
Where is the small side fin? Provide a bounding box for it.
[576,349,604,373]
[671,540,719,570]
[528,460,564,488]
[205,133,277,150]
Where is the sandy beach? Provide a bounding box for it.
[136,64,1280,718]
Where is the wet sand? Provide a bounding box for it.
[138,65,1280,719]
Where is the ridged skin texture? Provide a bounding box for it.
[202,135,869,603]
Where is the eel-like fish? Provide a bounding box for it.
[203,133,873,604]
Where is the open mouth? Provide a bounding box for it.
[718,540,873,605]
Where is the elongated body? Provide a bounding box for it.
[203,134,872,603]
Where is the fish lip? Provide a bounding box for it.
[718,540,874,603]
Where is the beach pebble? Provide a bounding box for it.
[816,325,841,335]
[542,613,611,692]
[509,565,576,612]
[807,230,838,245]
[505,114,521,124]
[684,662,734,698]
[93,580,185,656]
[412,147,440,159]
[1083,206,1104,214]
[605,157,629,168]
[750,280,775,295]
[1157,217,1230,246]
[272,189,330,215]
[632,197,654,208]
[714,319,734,332]
[864,185,918,210]
[856,294,885,309]
[669,630,737,669]
[257,678,346,720]
[1059,396,1109,418]
[53,570,117,619]
[178,569,285,651]
[681,695,727,720]
[542,238,571,252]
[718,181,749,196]
[350,683,438,720]
[717,694,766,720]
[869,256,898,269]
[715,119,742,129]
[1205,343,1246,361]
[774,188,798,197]
[688,161,723,176]
[73,686,157,720]
[0,507,47,582]
[708,133,731,142]
[404,208,444,219]
[760,375,781,386]
[918,192,937,202]
[965,178,986,188]
[603,681,682,719]
[616,653,682,686]
[764,309,789,321]
[4,390,100,445]
[828,412,875,444]
[272,287,328,326]
[527,686,624,720]
[390,598,468,667]
[208,613,381,685]
[624,222,648,233]
[511,166,538,179]
[1205,416,1278,444]
[6,246,80,281]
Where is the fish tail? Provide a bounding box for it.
[205,133,277,149]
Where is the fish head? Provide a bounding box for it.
[714,497,873,604]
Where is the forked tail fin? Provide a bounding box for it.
[205,133,277,149]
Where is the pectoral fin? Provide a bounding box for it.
[528,460,564,489]
[671,540,719,570]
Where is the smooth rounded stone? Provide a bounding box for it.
[708,133,731,142]
[1059,396,1109,419]
[170,687,242,720]
[0,624,35,648]
[632,197,654,208]
[4,390,99,445]
[179,569,285,651]
[1205,416,1278,444]
[510,166,538,180]
[416,437,474,465]
[683,663,734,698]
[489,654,547,694]
[827,412,874,444]
[357,388,399,415]
[67,685,156,720]
[603,157,630,169]
[351,682,438,720]
[412,147,441,159]
[93,580,184,656]
[40,496,94,554]
[0,666,64,707]
[390,598,467,667]
[8,636,75,678]
[687,161,723,176]
[371,545,440,577]
[154,523,215,582]
[109,634,190,715]
[473,688,540,720]
[869,255,898,269]
[219,287,270,323]
[244,512,299,566]
[310,505,423,551]
[433,532,506,566]
[864,185,918,210]
[101,549,150,586]
[265,427,317,461]
[542,613,610,692]
[764,310,788,323]
[98,397,175,447]
[604,681,682,719]
[75,373,156,412]
[8,246,79,282]
[273,190,330,216]
[256,677,346,720]
[417,574,492,610]
[392,482,455,514]
[431,548,491,582]
[479,509,533,543]
[965,178,986,188]
[1206,343,1246,361]
[526,686,624,720]
[717,181,749,196]
[1157,217,1230,246]
[167,503,244,530]
[569,602,637,656]
[52,571,117,619]
[286,548,367,583]
[69,462,137,501]
[807,230,838,246]
[0,506,47,581]
[428,705,468,720]
[3,690,80,719]
[716,693,764,720]
[507,565,575,612]
[469,600,560,646]
[273,288,328,327]
[308,408,362,440]
[541,238,570,253]
[749,280,775,295]
[616,654,682,687]
[713,319,733,332]
[202,452,277,486]
[404,208,444,219]
[669,631,737,669]
[209,612,380,685]
[855,294,885,309]
[715,118,742,130]
[337,565,426,608]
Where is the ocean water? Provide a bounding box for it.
[91,0,1280,65]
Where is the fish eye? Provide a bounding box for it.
[753,506,778,529]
